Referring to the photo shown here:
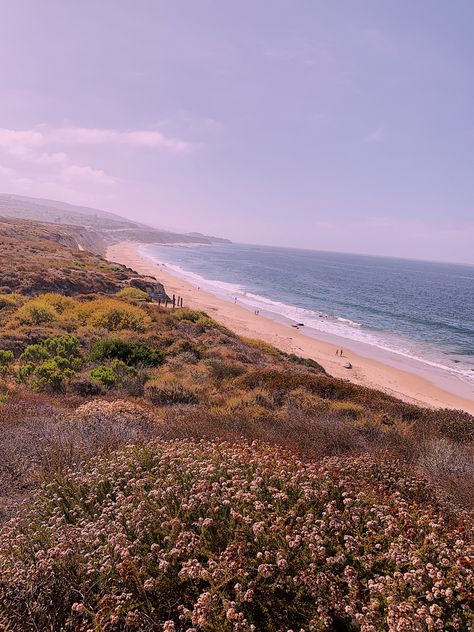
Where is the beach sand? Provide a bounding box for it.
[106,241,474,415]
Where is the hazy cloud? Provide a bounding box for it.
[0,164,15,176]
[60,164,117,185]
[0,125,192,154]
[0,124,192,195]
[364,127,385,143]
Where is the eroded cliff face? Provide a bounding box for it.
[0,217,167,298]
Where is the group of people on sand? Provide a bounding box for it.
[335,349,344,356]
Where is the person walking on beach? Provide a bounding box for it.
[335,349,339,356]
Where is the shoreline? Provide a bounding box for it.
[106,241,474,415]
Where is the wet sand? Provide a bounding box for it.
[106,241,474,415]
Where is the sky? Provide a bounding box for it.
[0,1,473,264]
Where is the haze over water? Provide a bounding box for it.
[143,243,474,388]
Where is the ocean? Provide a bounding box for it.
[141,243,474,389]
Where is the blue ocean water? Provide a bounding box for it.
[142,243,474,386]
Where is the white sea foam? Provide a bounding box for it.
[141,246,474,386]
[337,317,362,328]
[159,261,244,295]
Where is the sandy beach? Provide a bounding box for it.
[106,241,474,415]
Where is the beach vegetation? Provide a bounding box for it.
[90,337,164,367]
[116,286,150,301]
[0,349,14,376]
[16,298,59,325]
[240,336,282,357]
[329,400,365,420]
[283,351,327,372]
[145,375,198,405]
[205,357,246,380]
[165,337,201,358]
[32,358,74,391]
[174,307,204,323]
[90,364,117,388]
[0,440,472,631]
[20,343,50,363]
[0,293,24,310]
[1,218,474,629]
[36,292,76,314]
[69,298,151,331]
[20,335,82,368]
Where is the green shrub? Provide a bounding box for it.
[284,352,327,373]
[173,308,204,323]
[0,349,14,376]
[90,365,117,388]
[20,336,82,371]
[43,335,81,360]
[18,362,35,382]
[90,338,163,367]
[33,359,72,391]
[116,287,150,301]
[0,349,14,366]
[20,344,49,363]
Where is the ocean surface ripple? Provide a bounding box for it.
[142,243,474,386]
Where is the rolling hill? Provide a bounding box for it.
[0,193,231,253]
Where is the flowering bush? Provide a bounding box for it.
[72,399,156,425]
[0,440,472,631]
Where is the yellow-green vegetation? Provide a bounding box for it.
[90,364,118,388]
[17,297,59,325]
[70,298,152,331]
[0,293,25,310]
[0,218,473,630]
[116,286,151,301]
[0,350,13,376]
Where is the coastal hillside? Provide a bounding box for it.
[0,216,168,297]
[0,194,231,253]
[0,219,472,630]
[0,193,144,230]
